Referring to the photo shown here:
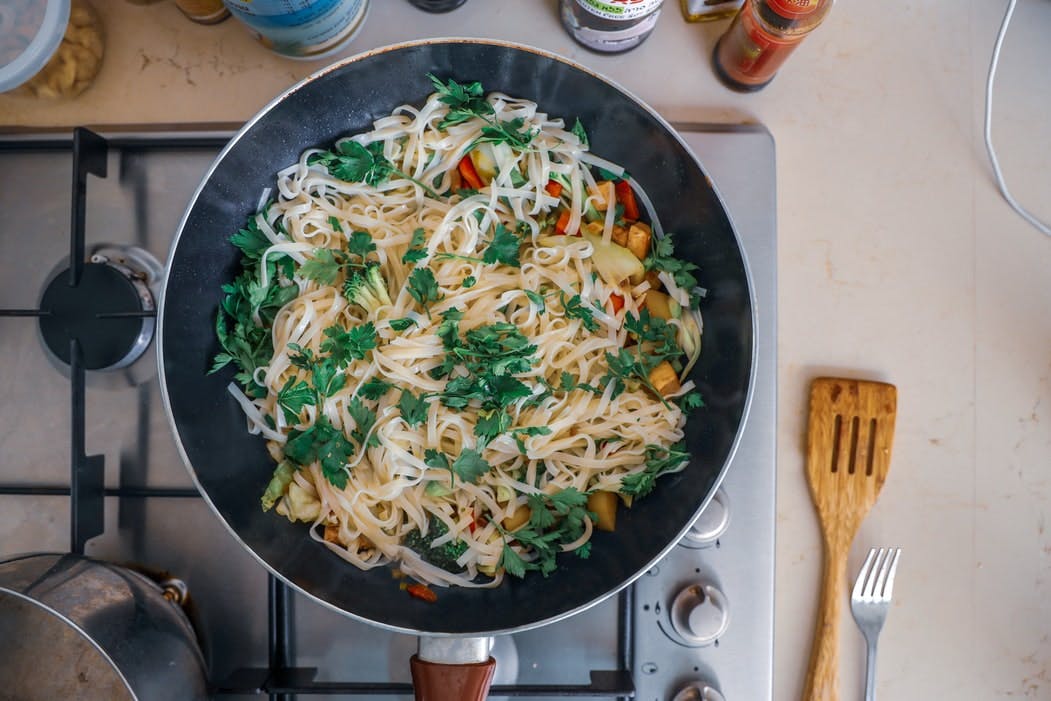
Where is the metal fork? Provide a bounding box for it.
[850,547,902,701]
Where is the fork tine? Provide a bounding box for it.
[853,547,879,600]
[875,548,902,599]
[863,548,886,598]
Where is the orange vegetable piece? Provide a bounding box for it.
[406,583,438,603]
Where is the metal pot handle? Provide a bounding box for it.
[410,637,496,701]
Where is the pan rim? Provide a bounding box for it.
[156,36,759,637]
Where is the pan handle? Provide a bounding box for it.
[410,636,496,701]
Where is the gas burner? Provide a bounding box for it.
[37,245,162,382]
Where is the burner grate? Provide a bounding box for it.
[0,128,637,701]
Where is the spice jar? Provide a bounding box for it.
[0,0,104,99]
[560,0,665,54]
[712,0,833,92]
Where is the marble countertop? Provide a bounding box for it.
[3,1,1049,698]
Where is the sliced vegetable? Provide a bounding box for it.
[501,503,531,531]
[275,481,321,523]
[611,224,628,248]
[609,292,625,314]
[590,180,614,211]
[648,360,681,397]
[626,222,652,261]
[261,461,295,512]
[406,583,438,603]
[545,179,563,198]
[458,155,484,190]
[615,179,640,221]
[643,290,681,321]
[587,491,618,532]
[555,209,574,236]
[582,232,645,286]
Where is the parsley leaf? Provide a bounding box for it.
[451,448,491,485]
[402,227,428,264]
[276,376,315,424]
[309,140,440,198]
[284,415,353,489]
[360,377,393,400]
[320,321,377,366]
[571,118,589,149]
[620,442,690,498]
[328,215,343,233]
[311,356,346,398]
[461,275,477,289]
[476,117,536,151]
[348,397,379,449]
[645,233,703,307]
[406,267,442,314]
[398,389,429,428]
[428,73,494,128]
[500,542,528,578]
[523,289,546,313]
[679,391,705,412]
[500,488,594,577]
[562,292,600,332]
[475,409,513,446]
[389,317,417,332]
[230,217,271,261]
[299,248,344,286]
[347,230,376,259]
[424,448,451,473]
[511,425,551,454]
[482,223,522,267]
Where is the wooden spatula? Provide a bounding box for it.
[801,377,897,701]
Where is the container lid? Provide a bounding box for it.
[0,0,70,93]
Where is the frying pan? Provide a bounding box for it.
[159,38,754,699]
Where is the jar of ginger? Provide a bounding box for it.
[0,0,104,99]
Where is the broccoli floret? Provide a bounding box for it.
[343,263,392,312]
[402,515,468,573]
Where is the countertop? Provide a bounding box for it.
[3,1,1050,699]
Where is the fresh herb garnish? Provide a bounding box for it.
[402,515,468,573]
[428,74,536,151]
[398,389,429,428]
[620,442,690,498]
[498,488,594,578]
[284,415,354,489]
[406,267,443,316]
[276,376,315,424]
[320,321,377,365]
[476,116,537,151]
[402,227,428,264]
[645,233,702,307]
[451,448,491,485]
[230,217,271,261]
[510,426,552,454]
[389,317,417,332]
[561,292,600,332]
[360,377,393,400]
[461,275,477,289]
[347,230,377,259]
[570,118,589,149]
[328,215,343,233]
[523,289,546,313]
[482,223,522,267]
[309,140,441,198]
[348,397,379,449]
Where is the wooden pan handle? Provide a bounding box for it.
[410,655,496,701]
[801,535,850,701]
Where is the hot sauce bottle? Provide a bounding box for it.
[712,0,833,92]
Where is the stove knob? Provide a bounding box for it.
[670,583,729,646]
[672,681,726,701]
[682,489,729,548]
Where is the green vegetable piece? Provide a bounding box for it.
[343,263,392,313]
[389,317,417,332]
[328,215,343,233]
[261,461,295,512]
[571,118,589,149]
[523,289,546,313]
[402,514,469,573]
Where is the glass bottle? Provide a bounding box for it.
[560,0,665,54]
[406,0,468,11]
[680,0,742,23]
[712,0,833,92]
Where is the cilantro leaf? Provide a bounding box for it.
[348,397,379,449]
[461,275,477,289]
[559,371,576,392]
[230,217,271,261]
[482,223,522,267]
[500,542,528,578]
[451,448,491,485]
[571,118,589,149]
[428,73,494,129]
[299,248,344,286]
[406,267,442,314]
[320,322,377,366]
[360,377,393,400]
[402,227,428,264]
[523,289,546,313]
[389,317,417,332]
[679,391,705,412]
[475,409,512,445]
[562,293,600,332]
[424,448,451,473]
[347,230,376,259]
[644,233,702,307]
[477,116,537,151]
[284,415,353,489]
[276,376,315,424]
[620,442,690,498]
[398,389,429,428]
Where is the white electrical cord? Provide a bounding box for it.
[984,0,1051,237]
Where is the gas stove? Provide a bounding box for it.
[0,123,775,701]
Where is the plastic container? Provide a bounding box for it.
[0,0,104,98]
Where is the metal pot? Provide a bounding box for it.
[0,553,209,701]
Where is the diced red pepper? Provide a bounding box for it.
[406,583,438,603]
[614,180,639,221]
[545,179,563,198]
[458,155,484,190]
[555,209,572,235]
[609,292,625,313]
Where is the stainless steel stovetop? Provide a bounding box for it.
[0,123,776,701]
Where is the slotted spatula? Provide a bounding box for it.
[801,377,897,701]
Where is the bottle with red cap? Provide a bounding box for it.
[712,0,833,92]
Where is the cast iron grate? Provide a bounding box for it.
[0,128,637,701]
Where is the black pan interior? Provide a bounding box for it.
[161,40,753,635]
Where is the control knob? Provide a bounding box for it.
[672,681,726,701]
[681,489,729,548]
[670,583,729,646]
